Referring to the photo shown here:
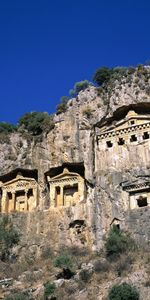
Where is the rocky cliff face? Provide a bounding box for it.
[0,66,150,299]
[0,66,150,251]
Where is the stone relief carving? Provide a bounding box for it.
[47,167,86,208]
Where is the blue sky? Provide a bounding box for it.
[0,0,150,124]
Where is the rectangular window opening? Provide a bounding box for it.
[106,141,113,148]
[143,132,149,140]
[118,138,125,145]
[27,189,33,198]
[56,186,60,195]
[7,192,12,200]
[137,197,148,207]
[130,120,135,125]
[130,135,137,142]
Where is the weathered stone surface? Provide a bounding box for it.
[0,68,150,298]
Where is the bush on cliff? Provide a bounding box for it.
[56,96,69,114]
[69,80,91,97]
[44,282,56,299]
[108,282,139,300]
[0,122,17,134]
[93,66,112,86]
[54,253,73,269]
[18,111,54,135]
[105,225,135,260]
[54,253,75,279]
[5,293,28,300]
[0,216,20,261]
[56,80,91,114]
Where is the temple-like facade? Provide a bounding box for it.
[0,109,150,214]
[46,165,86,208]
[122,179,150,210]
[96,110,150,145]
[0,169,38,213]
[95,110,150,171]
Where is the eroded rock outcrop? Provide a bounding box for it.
[0,67,150,252]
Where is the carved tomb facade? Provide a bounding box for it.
[47,167,86,208]
[122,179,150,210]
[95,110,150,172]
[0,173,38,213]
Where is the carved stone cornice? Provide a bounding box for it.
[50,177,79,185]
[97,121,150,141]
[2,178,37,192]
[122,181,150,192]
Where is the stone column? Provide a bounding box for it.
[1,189,7,213]
[33,187,37,210]
[24,190,28,211]
[147,192,150,206]
[50,184,55,207]
[12,192,16,211]
[60,186,64,206]
[78,177,85,202]
[130,195,136,209]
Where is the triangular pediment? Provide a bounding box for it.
[2,176,36,187]
[49,171,80,182]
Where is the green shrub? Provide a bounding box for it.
[93,67,112,86]
[108,282,139,300]
[69,80,91,97]
[44,282,56,298]
[112,67,128,79]
[56,96,69,114]
[0,216,20,261]
[53,253,73,269]
[4,293,28,300]
[105,225,135,260]
[0,122,17,134]
[18,112,54,135]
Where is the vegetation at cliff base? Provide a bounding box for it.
[44,282,56,299]
[105,225,135,260]
[0,216,20,261]
[4,293,28,300]
[53,252,73,269]
[108,282,139,300]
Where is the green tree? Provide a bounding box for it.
[44,282,56,299]
[105,225,135,260]
[0,122,17,134]
[69,80,91,97]
[53,253,73,269]
[18,112,54,135]
[108,282,139,300]
[93,66,112,85]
